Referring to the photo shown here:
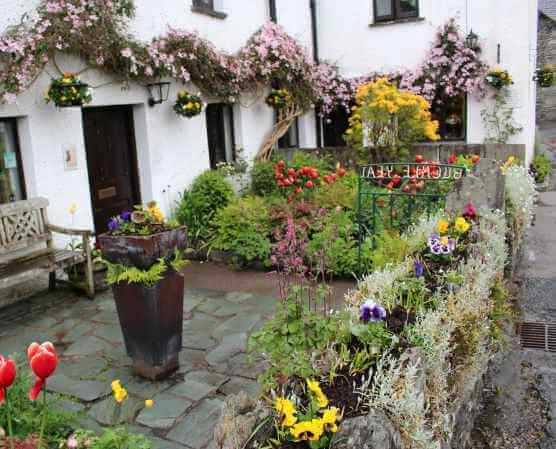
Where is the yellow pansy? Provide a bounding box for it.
[307,379,329,408]
[440,236,449,246]
[145,399,154,408]
[68,203,78,215]
[275,397,297,428]
[437,219,450,234]
[455,217,470,233]
[147,203,165,222]
[291,419,324,441]
[321,407,340,433]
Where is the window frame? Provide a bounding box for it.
[431,95,467,142]
[373,0,419,23]
[277,116,300,150]
[0,118,26,203]
[206,103,236,170]
[191,0,227,19]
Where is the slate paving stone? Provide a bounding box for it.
[26,315,59,329]
[225,292,254,303]
[227,353,261,379]
[169,379,216,401]
[93,324,124,344]
[58,357,108,379]
[90,310,120,324]
[218,376,260,397]
[63,322,92,342]
[51,398,86,414]
[125,378,174,399]
[88,396,143,425]
[194,299,222,314]
[212,314,261,339]
[181,331,217,351]
[148,437,188,449]
[135,393,192,429]
[178,349,208,373]
[183,294,206,314]
[184,313,220,332]
[166,398,224,448]
[185,370,229,389]
[64,336,113,356]
[47,373,108,402]
[206,332,248,366]
[212,302,245,317]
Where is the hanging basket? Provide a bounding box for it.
[535,68,554,88]
[46,73,92,108]
[265,88,293,110]
[485,67,513,90]
[173,90,204,118]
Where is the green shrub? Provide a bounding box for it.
[370,230,411,269]
[314,179,357,210]
[532,154,552,183]
[288,150,334,172]
[211,196,272,265]
[176,171,235,245]
[251,161,278,197]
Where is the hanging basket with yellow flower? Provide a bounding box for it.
[265,88,293,110]
[46,73,92,108]
[174,90,204,118]
[485,67,513,90]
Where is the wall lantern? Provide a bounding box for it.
[465,30,480,52]
[146,82,171,107]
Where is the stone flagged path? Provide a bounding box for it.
[0,287,276,449]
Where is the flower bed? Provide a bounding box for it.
[214,161,536,449]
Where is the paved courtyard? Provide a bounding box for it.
[0,286,277,449]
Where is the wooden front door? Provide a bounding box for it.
[83,106,140,234]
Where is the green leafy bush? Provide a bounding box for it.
[176,171,235,245]
[532,154,552,183]
[288,150,333,172]
[250,161,279,197]
[60,427,152,449]
[211,196,273,265]
[313,179,357,210]
[370,230,411,269]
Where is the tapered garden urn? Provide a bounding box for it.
[98,205,188,380]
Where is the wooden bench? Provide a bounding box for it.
[0,198,94,299]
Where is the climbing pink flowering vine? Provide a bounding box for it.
[0,0,488,115]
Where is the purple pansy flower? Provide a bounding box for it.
[120,211,132,221]
[108,217,120,232]
[428,233,455,255]
[359,300,387,324]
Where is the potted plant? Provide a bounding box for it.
[485,67,513,90]
[98,202,188,380]
[45,72,92,107]
[265,88,292,110]
[173,90,204,118]
[535,66,555,88]
[66,244,109,293]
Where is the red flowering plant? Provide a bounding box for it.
[273,160,347,201]
[0,355,16,449]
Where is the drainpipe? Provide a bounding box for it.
[310,0,323,148]
[269,0,277,23]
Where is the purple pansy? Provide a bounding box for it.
[108,217,120,232]
[359,300,387,324]
[120,211,132,221]
[427,233,456,255]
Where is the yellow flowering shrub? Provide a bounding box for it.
[345,77,439,161]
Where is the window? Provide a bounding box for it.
[373,0,419,22]
[206,103,235,169]
[431,95,467,141]
[0,119,25,204]
[191,0,227,19]
[322,108,351,147]
[278,118,299,149]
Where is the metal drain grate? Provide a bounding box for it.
[519,322,556,352]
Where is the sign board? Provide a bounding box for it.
[359,163,467,181]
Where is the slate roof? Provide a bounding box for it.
[540,0,556,21]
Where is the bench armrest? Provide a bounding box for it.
[47,224,93,237]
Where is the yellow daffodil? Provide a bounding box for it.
[454,217,470,233]
[68,203,78,215]
[291,419,324,441]
[111,380,122,392]
[113,387,128,403]
[321,407,340,433]
[307,379,329,408]
[145,399,154,408]
[275,397,297,427]
[437,219,450,234]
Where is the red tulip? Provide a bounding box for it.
[0,355,16,404]
[305,181,314,189]
[27,342,58,401]
[448,154,457,164]
[338,168,346,177]
[294,187,302,194]
[471,154,481,164]
[415,155,425,163]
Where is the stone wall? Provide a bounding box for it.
[537,14,556,125]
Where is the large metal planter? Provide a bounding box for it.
[98,228,187,380]
[99,226,187,270]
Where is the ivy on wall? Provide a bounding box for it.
[0,0,489,115]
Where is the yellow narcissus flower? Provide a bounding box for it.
[147,202,164,222]
[113,387,128,403]
[321,407,340,433]
[275,397,297,427]
[68,203,78,215]
[145,399,154,408]
[437,219,450,234]
[291,419,324,441]
[455,217,470,233]
[307,379,329,408]
[111,380,122,392]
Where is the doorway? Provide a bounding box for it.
[82,106,141,234]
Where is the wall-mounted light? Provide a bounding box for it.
[465,30,480,52]
[146,82,171,107]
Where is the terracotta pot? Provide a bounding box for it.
[98,226,187,270]
[112,270,184,380]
